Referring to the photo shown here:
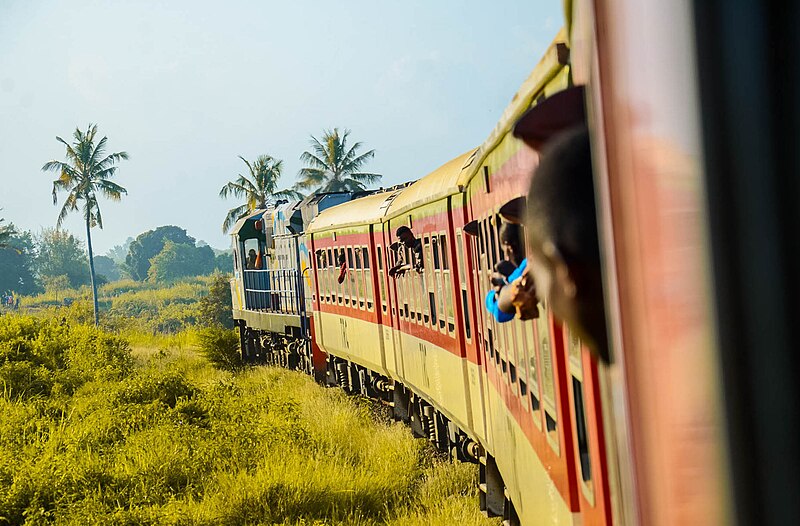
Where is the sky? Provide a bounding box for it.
[0,0,562,254]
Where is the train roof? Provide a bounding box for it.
[307,189,403,233]
[230,208,267,239]
[385,150,477,217]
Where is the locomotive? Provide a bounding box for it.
[230,0,800,523]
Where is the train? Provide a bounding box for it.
[229,0,800,524]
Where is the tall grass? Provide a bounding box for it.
[0,313,496,525]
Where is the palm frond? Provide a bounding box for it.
[56,193,79,228]
[222,203,250,233]
[96,179,127,201]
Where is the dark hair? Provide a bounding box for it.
[526,125,599,265]
[396,226,412,237]
[499,222,524,263]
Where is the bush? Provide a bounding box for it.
[196,327,241,372]
[0,314,133,399]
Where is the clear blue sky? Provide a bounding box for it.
[0,0,562,253]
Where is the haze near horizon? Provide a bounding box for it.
[0,0,562,253]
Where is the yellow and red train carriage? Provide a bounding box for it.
[229,0,800,522]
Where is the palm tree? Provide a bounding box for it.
[219,154,303,233]
[297,128,381,193]
[42,124,128,326]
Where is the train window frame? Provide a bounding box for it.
[363,245,373,311]
[435,232,446,333]
[325,247,333,304]
[440,232,455,335]
[337,248,345,305]
[488,216,498,270]
[567,332,595,503]
[455,229,472,342]
[422,235,433,327]
[377,244,387,313]
[354,246,365,310]
[537,313,560,455]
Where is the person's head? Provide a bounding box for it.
[248,249,256,258]
[396,226,415,248]
[499,222,524,266]
[525,125,609,361]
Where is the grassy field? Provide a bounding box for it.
[0,313,498,525]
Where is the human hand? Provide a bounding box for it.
[510,273,539,320]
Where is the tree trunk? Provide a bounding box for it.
[85,218,99,326]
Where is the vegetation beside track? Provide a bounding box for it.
[0,313,497,525]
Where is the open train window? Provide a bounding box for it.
[439,235,449,270]
[488,217,497,269]
[362,245,373,311]
[455,230,471,342]
[432,236,441,270]
[377,245,387,314]
[440,233,454,334]
[573,377,593,484]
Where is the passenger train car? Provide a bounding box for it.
[231,0,800,524]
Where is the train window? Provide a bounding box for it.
[363,245,373,311]
[538,314,560,455]
[429,292,437,326]
[440,233,454,334]
[455,230,471,341]
[494,214,504,263]
[439,235,449,270]
[243,238,260,269]
[573,377,593,485]
[337,249,345,305]
[354,247,363,310]
[478,221,486,258]
[377,245,386,313]
[488,217,497,269]
[432,236,441,270]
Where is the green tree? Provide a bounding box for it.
[106,237,133,264]
[125,226,196,281]
[0,227,39,295]
[93,255,120,281]
[147,241,216,283]
[0,213,14,250]
[35,228,90,288]
[42,124,128,325]
[198,271,234,328]
[297,128,381,193]
[219,154,303,233]
[214,252,233,273]
[42,274,70,302]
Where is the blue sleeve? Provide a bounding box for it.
[485,289,515,323]
[483,259,527,324]
[507,258,527,282]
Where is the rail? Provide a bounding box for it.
[242,268,301,315]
